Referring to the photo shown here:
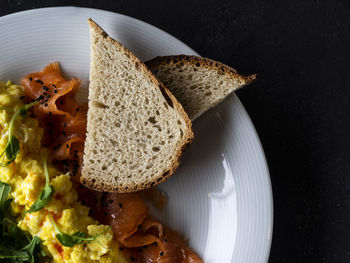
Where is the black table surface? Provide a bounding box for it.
[1,1,349,262]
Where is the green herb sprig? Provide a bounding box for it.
[26,156,55,214]
[0,101,38,167]
[0,181,49,262]
[48,214,109,248]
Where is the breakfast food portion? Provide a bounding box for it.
[82,19,193,193]
[146,55,256,121]
[0,62,203,262]
[0,81,127,262]
[0,18,255,263]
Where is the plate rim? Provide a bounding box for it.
[0,6,273,262]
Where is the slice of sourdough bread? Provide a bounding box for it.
[81,19,193,193]
[146,55,256,121]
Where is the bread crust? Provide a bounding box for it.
[146,55,256,85]
[81,19,194,193]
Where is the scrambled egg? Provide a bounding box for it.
[0,81,129,263]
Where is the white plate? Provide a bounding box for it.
[0,7,273,263]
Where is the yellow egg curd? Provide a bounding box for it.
[0,81,128,263]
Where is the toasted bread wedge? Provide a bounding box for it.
[146,55,256,121]
[81,19,193,193]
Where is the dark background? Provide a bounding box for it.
[1,0,349,262]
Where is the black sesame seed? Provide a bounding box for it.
[31,99,35,102]
[44,103,48,106]
[138,224,142,229]
[52,84,56,88]
[119,202,123,208]
[62,131,66,136]
[164,238,168,243]
[142,245,147,249]
[119,247,124,251]
[79,184,84,189]
[60,100,63,105]
[36,80,43,84]
[54,90,57,93]
[108,199,113,204]
[66,144,69,149]
[130,257,135,262]
[160,251,164,256]
[76,107,79,111]
[20,96,25,100]
[49,111,53,115]
[62,114,65,117]
[43,92,47,96]
[46,95,51,98]
[64,123,67,127]
[37,95,44,100]
[29,77,33,81]
[153,242,158,247]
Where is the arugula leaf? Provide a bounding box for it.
[0,101,38,167]
[26,157,55,213]
[0,243,30,260]
[0,180,48,262]
[22,236,41,263]
[49,214,109,247]
[0,182,11,218]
